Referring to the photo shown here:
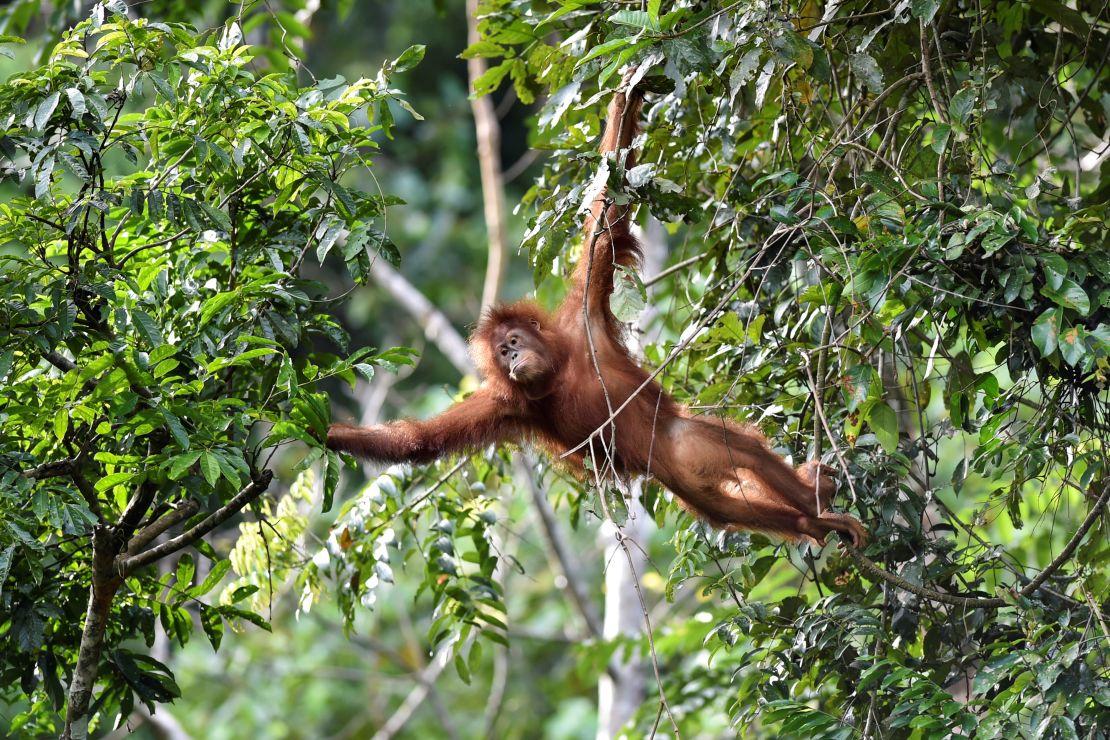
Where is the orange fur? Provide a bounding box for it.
[327,71,866,547]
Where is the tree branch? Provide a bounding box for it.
[43,351,76,372]
[25,458,76,479]
[23,458,103,519]
[117,470,273,573]
[846,479,1110,609]
[125,500,201,556]
[368,260,474,376]
[466,0,508,309]
[515,453,603,639]
[117,481,159,539]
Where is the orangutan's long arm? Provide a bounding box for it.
[327,389,520,463]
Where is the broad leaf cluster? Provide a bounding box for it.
[0,6,414,733]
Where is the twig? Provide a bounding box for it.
[846,481,1110,609]
[1084,588,1110,650]
[656,1,743,40]
[919,20,948,125]
[919,19,948,223]
[517,454,604,638]
[644,251,711,287]
[1015,35,1110,169]
[370,644,454,740]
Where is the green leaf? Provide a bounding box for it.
[278,354,297,397]
[207,347,278,373]
[730,47,763,94]
[841,364,876,411]
[1059,326,1086,366]
[867,402,899,453]
[213,452,243,488]
[471,61,511,96]
[323,450,340,513]
[175,554,195,589]
[393,44,425,73]
[454,653,472,684]
[0,545,15,599]
[200,452,220,487]
[611,9,661,31]
[772,32,813,70]
[95,472,134,493]
[64,88,86,118]
[576,36,632,68]
[609,269,645,323]
[168,451,201,479]
[1031,308,1061,357]
[663,35,713,75]
[34,92,60,130]
[459,40,505,59]
[0,349,14,382]
[911,0,940,23]
[189,561,228,603]
[228,585,258,603]
[1030,0,1089,39]
[218,606,271,631]
[930,124,951,154]
[201,606,224,651]
[159,406,190,450]
[950,86,977,126]
[147,73,177,102]
[770,204,801,225]
[77,355,115,386]
[315,221,342,264]
[198,201,232,232]
[1041,278,1090,315]
[35,155,54,198]
[200,291,238,325]
[849,54,883,93]
[53,408,69,441]
[1041,253,1068,290]
[132,309,164,348]
[57,151,88,180]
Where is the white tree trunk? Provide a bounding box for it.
[595,493,650,740]
[596,219,666,739]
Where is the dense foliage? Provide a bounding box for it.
[2,0,1109,737]
[456,0,1110,735]
[0,4,417,735]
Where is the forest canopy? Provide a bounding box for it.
[0,0,1108,737]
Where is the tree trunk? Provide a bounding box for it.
[595,493,650,740]
[63,525,123,739]
[465,0,508,309]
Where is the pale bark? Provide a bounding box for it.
[369,260,474,375]
[369,646,453,740]
[595,495,650,740]
[595,221,666,739]
[465,0,508,309]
